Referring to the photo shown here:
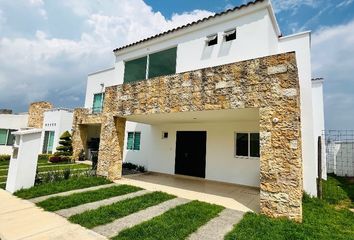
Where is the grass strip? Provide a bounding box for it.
[36,164,90,172]
[69,191,175,229]
[115,200,224,240]
[37,184,142,211]
[224,195,354,240]
[0,176,7,182]
[14,176,111,199]
[0,183,5,189]
[0,163,90,175]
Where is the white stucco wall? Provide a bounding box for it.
[41,109,73,154]
[85,68,117,109]
[124,121,260,187]
[312,79,326,179]
[278,32,317,196]
[0,113,28,155]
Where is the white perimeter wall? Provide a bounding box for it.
[124,121,260,187]
[0,114,28,155]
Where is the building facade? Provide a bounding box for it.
[72,0,325,221]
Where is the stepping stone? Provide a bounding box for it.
[56,189,151,218]
[30,183,117,203]
[187,208,244,240]
[93,197,191,238]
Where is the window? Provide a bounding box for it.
[235,132,260,158]
[0,129,16,146]
[43,131,55,154]
[162,132,168,139]
[127,132,141,150]
[92,93,104,113]
[6,129,16,146]
[224,29,236,42]
[124,56,148,83]
[206,34,218,46]
[0,129,7,145]
[148,47,177,78]
[123,47,177,83]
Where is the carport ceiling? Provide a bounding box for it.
[125,108,259,124]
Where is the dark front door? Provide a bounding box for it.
[175,131,206,178]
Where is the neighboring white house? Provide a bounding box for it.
[0,106,73,156]
[0,112,28,155]
[82,0,325,196]
[41,108,74,154]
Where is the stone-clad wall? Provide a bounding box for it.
[27,102,53,128]
[73,52,303,221]
[71,108,102,160]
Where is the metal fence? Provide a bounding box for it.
[323,130,354,177]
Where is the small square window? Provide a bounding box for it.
[206,34,218,46]
[162,132,168,139]
[224,29,236,42]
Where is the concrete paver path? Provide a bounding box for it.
[93,197,191,238]
[56,189,151,218]
[29,183,117,203]
[187,208,244,240]
[0,189,107,240]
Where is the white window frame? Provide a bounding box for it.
[234,132,260,159]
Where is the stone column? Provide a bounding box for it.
[96,86,126,180]
[97,116,126,180]
[71,108,90,160]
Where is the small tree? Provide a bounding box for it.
[55,131,73,156]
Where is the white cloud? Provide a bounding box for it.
[312,20,354,129]
[336,0,354,8]
[0,0,213,111]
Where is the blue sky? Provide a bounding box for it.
[0,0,354,130]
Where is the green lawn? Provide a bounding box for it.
[37,184,142,211]
[323,174,354,208]
[225,195,354,240]
[14,176,111,199]
[116,200,224,240]
[0,176,6,182]
[69,191,175,229]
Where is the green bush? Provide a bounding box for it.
[0,154,10,161]
[122,162,145,172]
[38,154,51,161]
[55,131,73,156]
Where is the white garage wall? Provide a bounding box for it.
[124,121,260,187]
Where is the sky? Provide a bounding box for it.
[0,0,353,130]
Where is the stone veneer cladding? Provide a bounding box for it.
[27,102,53,128]
[72,52,303,221]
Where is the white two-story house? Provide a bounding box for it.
[73,0,325,221]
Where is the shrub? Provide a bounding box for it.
[55,131,73,156]
[38,154,51,161]
[0,154,10,161]
[49,155,71,163]
[122,162,146,173]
